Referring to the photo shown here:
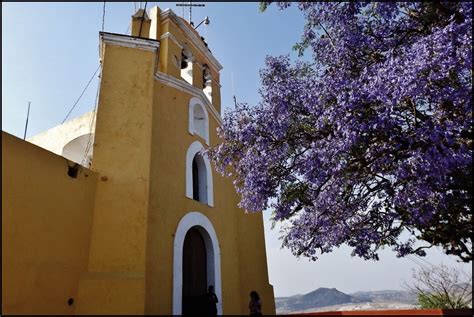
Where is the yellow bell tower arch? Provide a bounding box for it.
[75,6,275,315]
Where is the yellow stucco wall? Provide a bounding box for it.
[75,42,156,314]
[145,83,245,314]
[237,212,276,315]
[149,12,274,313]
[144,78,274,314]
[2,132,98,315]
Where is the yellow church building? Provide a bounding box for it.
[2,6,275,315]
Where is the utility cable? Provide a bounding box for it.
[406,254,431,270]
[61,64,101,124]
[127,2,136,34]
[81,63,103,167]
[125,23,131,35]
[414,254,436,267]
[138,1,148,37]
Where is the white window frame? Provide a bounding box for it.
[185,140,214,207]
[188,97,209,145]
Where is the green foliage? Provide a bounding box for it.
[418,292,471,309]
[418,293,450,309]
[408,264,473,309]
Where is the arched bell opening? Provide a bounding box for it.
[181,45,194,85]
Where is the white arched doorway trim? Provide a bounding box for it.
[188,97,209,145]
[186,140,214,207]
[173,211,222,315]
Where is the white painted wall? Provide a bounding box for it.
[203,83,212,103]
[181,61,193,85]
[27,111,96,166]
[61,133,94,166]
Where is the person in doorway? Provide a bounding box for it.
[206,285,218,316]
[249,290,262,316]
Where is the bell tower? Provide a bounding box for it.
[75,6,275,315]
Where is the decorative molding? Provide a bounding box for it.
[173,212,222,315]
[99,32,159,52]
[159,32,183,50]
[155,71,222,125]
[160,9,223,72]
[186,140,214,207]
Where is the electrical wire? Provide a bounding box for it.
[138,1,148,37]
[413,254,436,267]
[61,64,101,124]
[81,63,103,166]
[125,23,131,35]
[127,2,136,34]
[406,254,431,270]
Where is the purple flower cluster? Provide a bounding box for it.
[209,2,472,262]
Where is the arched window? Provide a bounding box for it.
[202,64,212,103]
[192,157,199,201]
[193,104,206,141]
[192,153,207,203]
[186,141,213,207]
[188,97,209,145]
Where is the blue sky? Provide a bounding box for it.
[2,2,471,297]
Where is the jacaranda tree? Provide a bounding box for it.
[208,2,472,262]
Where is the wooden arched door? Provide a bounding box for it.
[182,227,207,315]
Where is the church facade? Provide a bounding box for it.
[2,6,275,315]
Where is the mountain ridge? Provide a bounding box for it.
[276,287,418,314]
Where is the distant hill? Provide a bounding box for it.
[350,290,417,304]
[276,288,418,314]
[276,288,353,312]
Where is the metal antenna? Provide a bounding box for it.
[176,1,205,26]
[23,101,31,140]
[231,72,237,108]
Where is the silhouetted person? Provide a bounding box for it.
[206,285,218,316]
[249,290,262,316]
